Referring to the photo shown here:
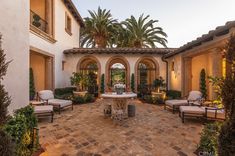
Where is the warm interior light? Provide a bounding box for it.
[222,58,226,77]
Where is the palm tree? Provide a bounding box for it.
[121,14,168,48]
[80,7,118,48]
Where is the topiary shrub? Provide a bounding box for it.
[200,68,207,99]
[131,73,135,92]
[29,68,35,100]
[100,74,105,93]
[72,96,85,104]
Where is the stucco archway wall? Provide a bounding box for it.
[134,56,160,92]
[105,56,131,92]
[76,55,101,87]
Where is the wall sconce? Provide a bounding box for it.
[171,61,174,71]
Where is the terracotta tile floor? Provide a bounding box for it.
[38,99,203,156]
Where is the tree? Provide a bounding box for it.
[0,34,11,125]
[100,74,105,93]
[80,7,118,48]
[218,35,235,156]
[0,34,15,155]
[29,68,35,100]
[121,14,168,48]
[131,73,135,92]
[200,69,207,99]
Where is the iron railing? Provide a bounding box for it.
[30,10,47,33]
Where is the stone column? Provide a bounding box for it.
[45,0,53,36]
[208,48,223,100]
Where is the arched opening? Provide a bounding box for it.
[105,56,130,92]
[77,56,101,96]
[135,57,159,93]
[110,63,126,86]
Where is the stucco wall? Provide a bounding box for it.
[29,0,80,88]
[64,54,166,87]
[167,55,182,91]
[0,0,29,113]
[191,54,209,91]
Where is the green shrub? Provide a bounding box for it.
[72,93,96,104]
[54,87,76,96]
[29,68,35,100]
[218,35,235,156]
[200,69,207,99]
[72,96,85,104]
[84,94,95,103]
[198,122,222,155]
[131,73,135,92]
[100,74,105,93]
[0,129,15,156]
[144,95,153,103]
[143,95,164,104]
[166,90,181,99]
[4,106,38,156]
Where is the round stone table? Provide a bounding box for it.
[101,92,137,118]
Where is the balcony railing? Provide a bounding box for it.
[30,10,47,33]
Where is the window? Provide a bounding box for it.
[65,12,72,35]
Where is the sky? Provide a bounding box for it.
[72,0,235,48]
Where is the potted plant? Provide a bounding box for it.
[32,14,41,28]
[153,76,165,92]
[70,72,83,91]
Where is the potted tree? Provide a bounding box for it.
[70,72,83,91]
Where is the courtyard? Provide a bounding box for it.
[39,99,203,156]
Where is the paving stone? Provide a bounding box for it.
[177,151,188,156]
[102,148,111,154]
[38,99,203,155]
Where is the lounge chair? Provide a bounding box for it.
[164,91,202,113]
[38,90,73,114]
[34,105,54,123]
[179,105,225,123]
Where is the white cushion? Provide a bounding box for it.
[179,106,204,114]
[188,91,202,101]
[38,90,54,100]
[165,100,188,107]
[48,99,72,107]
[34,105,53,114]
[201,107,225,119]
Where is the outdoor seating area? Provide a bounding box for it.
[38,99,203,156]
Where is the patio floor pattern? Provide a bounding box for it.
[38,99,203,156]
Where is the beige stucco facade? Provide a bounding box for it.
[64,53,167,92]
[166,27,235,100]
[0,0,30,113]
[0,0,82,113]
[29,0,81,91]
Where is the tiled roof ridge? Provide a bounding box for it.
[164,20,235,58]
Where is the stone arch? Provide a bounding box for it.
[134,56,160,92]
[105,56,131,92]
